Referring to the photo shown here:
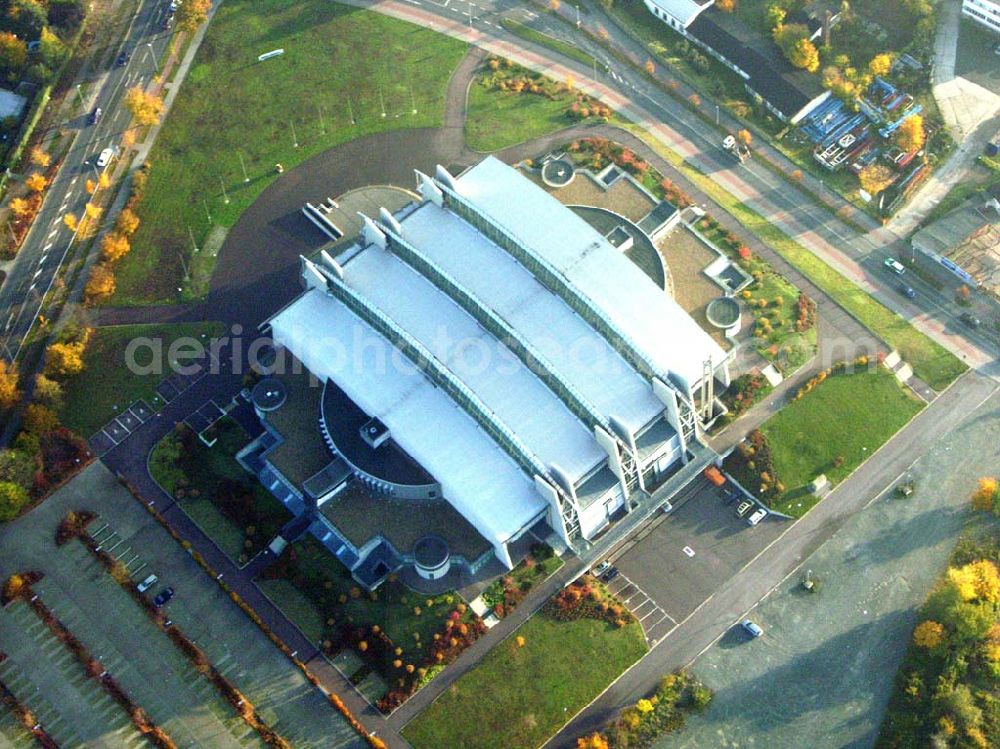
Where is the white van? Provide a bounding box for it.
[137,574,158,592]
[747,508,768,526]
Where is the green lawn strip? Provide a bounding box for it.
[761,369,924,516]
[403,612,647,749]
[149,418,291,560]
[500,18,599,69]
[112,0,467,306]
[621,124,965,389]
[59,321,224,435]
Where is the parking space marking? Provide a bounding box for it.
[603,568,675,641]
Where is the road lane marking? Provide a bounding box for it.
[48,228,58,237]
[43,243,52,251]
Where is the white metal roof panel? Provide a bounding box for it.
[341,245,605,481]
[453,157,727,391]
[269,288,546,546]
[399,201,664,433]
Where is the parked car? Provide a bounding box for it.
[115,50,130,67]
[884,257,906,275]
[87,107,102,125]
[592,560,611,577]
[153,587,174,607]
[735,500,753,518]
[137,574,158,593]
[741,619,763,638]
[959,312,981,328]
[747,508,768,526]
[899,285,916,299]
[95,147,114,168]
[659,500,673,514]
[602,566,619,583]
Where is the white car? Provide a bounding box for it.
[883,257,906,275]
[137,574,158,593]
[95,148,114,168]
[592,560,611,577]
[747,508,768,526]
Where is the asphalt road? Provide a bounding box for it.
[0,0,176,363]
[547,369,999,746]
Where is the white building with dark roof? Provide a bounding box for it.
[262,157,729,583]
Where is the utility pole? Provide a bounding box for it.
[378,88,386,118]
[289,120,299,148]
[203,198,211,223]
[187,225,198,254]
[219,176,229,204]
[347,97,356,126]
[238,152,249,183]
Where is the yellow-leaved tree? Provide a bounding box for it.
[0,360,20,408]
[101,233,131,262]
[124,86,165,126]
[913,620,945,649]
[868,53,893,77]
[895,115,925,152]
[858,164,895,195]
[44,340,87,377]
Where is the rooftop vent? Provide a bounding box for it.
[360,417,391,449]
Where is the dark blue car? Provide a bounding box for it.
[899,285,916,299]
[153,587,174,607]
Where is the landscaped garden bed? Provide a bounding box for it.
[724,362,924,517]
[466,58,612,152]
[403,576,648,749]
[480,542,564,619]
[258,536,483,713]
[149,419,290,561]
[576,670,713,749]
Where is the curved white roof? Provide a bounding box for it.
[452,157,726,392]
[269,288,546,548]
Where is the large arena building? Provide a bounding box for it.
[246,157,730,588]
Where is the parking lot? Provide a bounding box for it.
[606,476,787,641]
[0,462,366,749]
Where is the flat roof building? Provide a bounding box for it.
[252,158,729,588]
[912,197,1000,294]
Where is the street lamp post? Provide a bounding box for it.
[145,43,159,75]
[219,176,229,204]
[238,152,249,183]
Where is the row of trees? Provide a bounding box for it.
[82,86,159,305]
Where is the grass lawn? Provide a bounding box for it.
[403,611,647,749]
[465,61,609,152]
[622,124,966,390]
[761,369,924,512]
[59,321,224,436]
[113,0,467,305]
[149,418,290,561]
